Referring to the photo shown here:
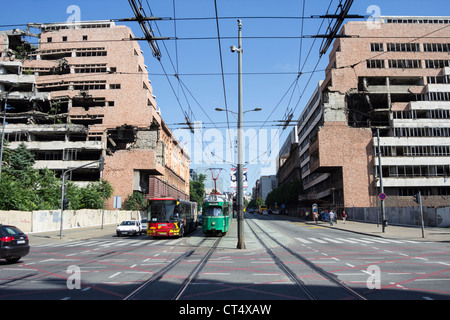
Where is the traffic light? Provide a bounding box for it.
[63,197,69,210]
[413,193,420,204]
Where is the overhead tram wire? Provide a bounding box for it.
[244,0,337,185]
[214,0,233,150]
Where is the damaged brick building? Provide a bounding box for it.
[278,16,450,223]
[0,21,190,209]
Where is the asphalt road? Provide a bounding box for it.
[1,214,449,301]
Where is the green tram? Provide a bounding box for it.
[202,194,232,236]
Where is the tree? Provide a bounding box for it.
[123,191,145,211]
[190,173,206,207]
[0,143,113,210]
[265,179,301,208]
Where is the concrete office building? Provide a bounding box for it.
[0,21,190,209]
[279,16,450,220]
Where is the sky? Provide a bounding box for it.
[2,0,449,193]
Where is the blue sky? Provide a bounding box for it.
[2,0,448,193]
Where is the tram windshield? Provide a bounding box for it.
[204,207,223,216]
[150,201,177,222]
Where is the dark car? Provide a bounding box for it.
[0,225,30,263]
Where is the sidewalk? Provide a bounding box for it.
[28,224,118,244]
[304,219,450,243]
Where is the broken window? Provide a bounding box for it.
[425,59,450,68]
[386,43,420,52]
[423,43,450,52]
[370,43,384,52]
[366,59,385,68]
[388,59,422,69]
[106,125,138,154]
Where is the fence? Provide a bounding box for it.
[0,209,143,233]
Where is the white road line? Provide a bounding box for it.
[295,237,312,244]
[322,238,344,243]
[109,272,121,279]
[379,239,404,243]
[360,238,391,243]
[335,238,359,243]
[309,238,327,243]
[348,238,374,243]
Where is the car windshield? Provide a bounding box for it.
[120,221,135,226]
[204,207,222,216]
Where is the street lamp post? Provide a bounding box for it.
[218,20,261,249]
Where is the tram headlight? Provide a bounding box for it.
[212,222,216,226]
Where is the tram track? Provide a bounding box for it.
[124,236,222,300]
[246,216,367,300]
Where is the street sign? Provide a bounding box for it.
[379,193,386,200]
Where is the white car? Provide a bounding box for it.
[116,220,142,236]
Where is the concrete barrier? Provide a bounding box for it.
[0,209,143,233]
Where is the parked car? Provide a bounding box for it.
[272,209,280,215]
[262,210,268,215]
[141,218,148,232]
[116,220,142,236]
[0,225,30,263]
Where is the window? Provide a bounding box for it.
[109,84,121,89]
[367,59,385,68]
[423,43,450,52]
[425,60,450,68]
[386,43,420,52]
[370,43,384,52]
[62,36,67,42]
[83,35,88,41]
[75,47,107,57]
[388,59,422,69]
[47,37,52,42]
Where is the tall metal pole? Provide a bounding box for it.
[377,129,386,232]
[418,191,425,238]
[236,19,245,249]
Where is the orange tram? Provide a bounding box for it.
[146,198,198,238]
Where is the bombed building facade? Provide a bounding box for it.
[0,21,190,209]
[278,16,450,220]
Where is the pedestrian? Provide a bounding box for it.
[329,210,335,226]
[342,210,347,224]
[313,211,318,224]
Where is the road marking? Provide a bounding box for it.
[336,238,359,243]
[348,238,374,243]
[322,238,344,243]
[109,272,122,279]
[295,237,312,244]
[309,238,327,243]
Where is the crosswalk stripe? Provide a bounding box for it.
[347,238,374,243]
[295,237,312,244]
[376,238,404,243]
[322,238,344,243]
[360,238,391,243]
[309,238,327,243]
[294,237,410,245]
[335,238,359,243]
